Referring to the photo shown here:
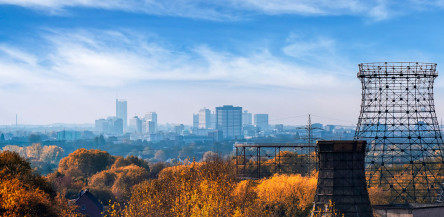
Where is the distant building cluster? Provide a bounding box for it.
[92,100,278,141]
[94,99,127,135]
[0,99,356,146]
[88,99,359,143]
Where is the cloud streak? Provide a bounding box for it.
[0,29,353,91]
[0,0,440,21]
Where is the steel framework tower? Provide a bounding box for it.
[355,62,444,204]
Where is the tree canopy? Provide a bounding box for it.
[0,151,75,217]
[58,148,115,178]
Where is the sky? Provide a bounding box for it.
[2,1,444,126]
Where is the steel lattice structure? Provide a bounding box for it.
[355,62,444,204]
[235,143,317,179]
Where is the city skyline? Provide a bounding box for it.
[3,2,444,125]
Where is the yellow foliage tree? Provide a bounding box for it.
[106,157,318,217]
[254,173,318,217]
[0,151,78,216]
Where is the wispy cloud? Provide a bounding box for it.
[0,28,360,124]
[0,29,352,91]
[0,0,238,20]
[0,0,440,21]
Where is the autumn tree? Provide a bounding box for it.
[154,150,166,161]
[2,145,26,157]
[89,164,150,203]
[41,145,64,164]
[254,173,317,216]
[58,148,115,178]
[0,151,77,216]
[112,155,150,172]
[106,155,319,217]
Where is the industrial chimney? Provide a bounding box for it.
[311,140,373,217]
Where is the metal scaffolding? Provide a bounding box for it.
[355,62,444,204]
[235,143,317,179]
[235,115,318,179]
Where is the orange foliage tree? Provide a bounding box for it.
[50,149,151,205]
[105,157,318,217]
[58,148,116,178]
[0,151,77,216]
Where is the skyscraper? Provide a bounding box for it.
[254,114,269,131]
[116,99,127,130]
[216,105,242,139]
[198,108,211,129]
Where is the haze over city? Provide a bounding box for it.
[5,1,444,217]
[2,1,444,125]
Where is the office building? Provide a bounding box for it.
[144,112,157,123]
[175,124,185,135]
[275,124,284,132]
[210,112,216,129]
[116,99,127,130]
[144,112,157,133]
[95,119,108,132]
[199,108,211,129]
[242,110,253,126]
[216,105,242,139]
[254,114,269,131]
[192,114,199,132]
[129,116,142,134]
[57,130,81,141]
[95,117,123,135]
[146,120,156,134]
[107,117,123,135]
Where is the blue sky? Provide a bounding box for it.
[2,0,444,125]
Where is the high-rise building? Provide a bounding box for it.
[242,110,252,126]
[116,99,127,130]
[95,119,108,133]
[144,112,157,123]
[144,112,157,133]
[146,120,156,134]
[198,108,211,129]
[129,116,142,134]
[210,112,216,129]
[254,114,269,131]
[216,105,242,139]
[192,114,199,132]
[95,117,123,135]
[107,116,123,135]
